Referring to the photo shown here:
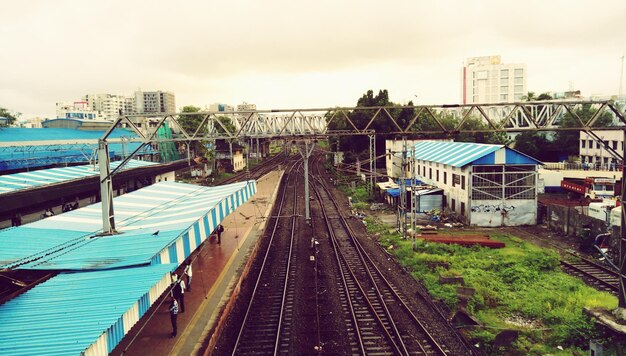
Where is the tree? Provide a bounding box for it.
[513,132,552,161]
[521,91,537,101]
[177,106,206,156]
[0,107,18,126]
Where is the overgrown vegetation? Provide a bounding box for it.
[365,216,618,354]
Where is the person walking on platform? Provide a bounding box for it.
[217,224,224,244]
[169,297,179,337]
[172,275,186,313]
[184,262,193,292]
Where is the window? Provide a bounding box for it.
[500,69,509,77]
[596,141,601,149]
[581,140,586,149]
[461,202,466,216]
[589,139,593,148]
[451,198,456,211]
[429,168,432,179]
[500,94,508,101]
[613,141,618,150]
[514,85,524,93]
[514,68,524,76]
[461,176,466,190]
[444,172,447,184]
[514,77,523,85]
[475,70,488,79]
[436,170,439,181]
[453,174,461,187]
[500,78,508,85]
[423,166,426,176]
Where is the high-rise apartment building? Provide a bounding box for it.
[461,55,527,104]
[136,91,176,114]
[83,94,130,120]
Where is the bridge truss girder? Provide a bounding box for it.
[97,100,626,312]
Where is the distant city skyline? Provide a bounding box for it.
[0,0,624,119]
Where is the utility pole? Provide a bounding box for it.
[618,55,624,100]
[410,146,417,251]
[399,137,408,240]
[296,140,315,223]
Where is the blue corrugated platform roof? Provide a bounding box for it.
[1,180,257,270]
[0,264,175,355]
[0,127,133,142]
[0,128,157,171]
[0,179,258,355]
[0,159,156,194]
[413,141,540,167]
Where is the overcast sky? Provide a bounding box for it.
[1,0,625,119]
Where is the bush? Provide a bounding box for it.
[374,229,617,352]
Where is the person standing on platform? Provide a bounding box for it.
[172,275,186,313]
[184,262,193,292]
[217,224,224,244]
[169,297,179,337]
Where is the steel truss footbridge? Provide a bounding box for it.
[90,99,626,309]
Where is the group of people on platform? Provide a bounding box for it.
[169,263,192,338]
[168,224,224,338]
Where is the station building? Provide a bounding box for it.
[411,141,541,227]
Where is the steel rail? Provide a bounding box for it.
[312,154,455,355]
[311,173,405,355]
[231,158,301,355]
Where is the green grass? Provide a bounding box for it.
[367,217,618,355]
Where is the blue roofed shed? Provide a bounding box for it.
[412,140,541,227]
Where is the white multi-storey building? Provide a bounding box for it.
[83,94,130,120]
[580,130,624,169]
[236,102,256,111]
[55,101,105,120]
[209,103,235,112]
[461,55,527,104]
[136,91,176,114]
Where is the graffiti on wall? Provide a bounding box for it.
[471,203,516,215]
[470,199,536,227]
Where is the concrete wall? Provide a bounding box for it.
[546,204,608,237]
[155,171,175,183]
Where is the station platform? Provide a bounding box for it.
[111,170,283,356]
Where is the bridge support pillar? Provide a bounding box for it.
[98,139,116,235]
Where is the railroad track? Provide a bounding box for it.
[509,227,620,295]
[311,171,451,355]
[220,153,286,185]
[560,257,620,294]
[231,159,302,355]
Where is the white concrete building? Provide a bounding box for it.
[236,102,256,111]
[580,130,624,169]
[411,141,540,227]
[83,94,131,120]
[136,91,176,114]
[461,55,527,104]
[55,101,105,120]
[209,103,235,112]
